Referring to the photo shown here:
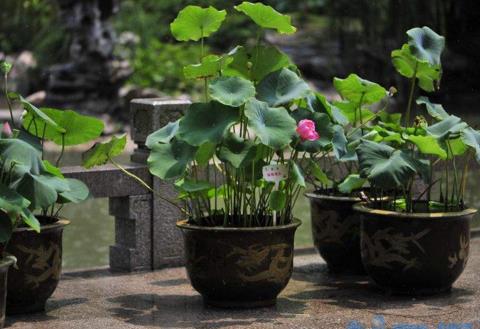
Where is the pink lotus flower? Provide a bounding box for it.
[2,122,12,137]
[296,119,319,141]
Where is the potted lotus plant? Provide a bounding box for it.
[83,2,316,307]
[298,76,391,274]
[353,27,478,294]
[0,60,102,315]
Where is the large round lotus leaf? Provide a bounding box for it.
[223,46,293,82]
[332,100,376,126]
[391,44,441,92]
[333,74,387,105]
[257,68,310,107]
[234,2,296,34]
[338,174,366,194]
[0,183,30,215]
[217,133,257,168]
[0,138,44,176]
[146,120,180,149]
[23,108,104,146]
[148,140,197,179]
[356,140,429,189]
[82,135,127,169]
[58,178,90,204]
[184,55,232,80]
[406,134,447,159]
[332,125,357,162]
[177,101,239,146]
[425,115,468,140]
[407,26,445,66]
[13,173,69,210]
[170,5,226,41]
[245,99,296,150]
[209,76,255,107]
[416,96,449,120]
[16,96,64,133]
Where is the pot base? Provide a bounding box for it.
[7,302,45,315]
[204,298,276,308]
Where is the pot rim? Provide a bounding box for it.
[176,218,301,232]
[13,217,70,233]
[305,192,362,202]
[353,202,477,219]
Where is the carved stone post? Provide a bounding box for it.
[130,99,190,268]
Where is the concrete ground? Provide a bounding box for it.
[7,241,480,329]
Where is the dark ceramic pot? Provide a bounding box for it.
[354,202,477,295]
[177,219,301,308]
[6,217,69,314]
[306,192,365,274]
[0,258,14,328]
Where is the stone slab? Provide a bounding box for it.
[7,239,480,329]
[62,163,151,198]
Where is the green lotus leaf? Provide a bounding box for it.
[23,108,104,146]
[334,74,387,105]
[184,54,232,79]
[332,125,357,162]
[245,99,296,150]
[82,135,127,169]
[257,68,310,107]
[406,134,447,159]
[0,138,44,176]
[223,45,293,82]
[217,133,257,168]
[0,183,30,216]
[269,190,286,211]
[391,44,442,92]
[304,93,349,126]
[234,2,296,34]
[177,101,239,146]
[291,108,333,152]
[462,128,480,163]
[378,111,402,126]
[407,26,445,66]
[338,174,366,194]
[209,76,255,107]
[20,208,40,233]
[175,178,213,193]
[356,140,429,189]
[13,173,68,210]
[148,140,197,179]
[42,160,64,178]
[290,161,305,187]
[426,115,468,140]
[308,160,332,186]
[58,178,90,204]
[333,100,376,125]
[170,5,226,41]
[146,120,180,149]
[195,142,216,167]
[16,96,64,133]
[416,96,449,120]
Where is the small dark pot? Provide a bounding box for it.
[177,219,301,308]
[306,192,365,274]
[0,259,14,328]
[354,203,477,295]
[6,217,69,314]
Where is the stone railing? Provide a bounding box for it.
[62,99,190,272]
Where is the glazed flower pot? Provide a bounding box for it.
[306,192,365,274]
[6,217,69,314]
[177,218,301,308]
[0,258,14,328]
[354,202,477,295]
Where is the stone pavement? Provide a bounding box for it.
[7,240,480,329]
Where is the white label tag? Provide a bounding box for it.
[262,164,288,185]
